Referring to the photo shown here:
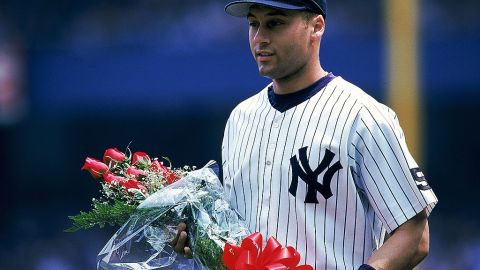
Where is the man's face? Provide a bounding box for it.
[247,5,314,81]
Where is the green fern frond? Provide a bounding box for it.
[65,200,137,232]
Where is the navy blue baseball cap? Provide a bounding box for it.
[225,0,327,18]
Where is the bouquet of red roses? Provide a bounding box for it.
[66,147,190,232]
[68,147,313,270]
[96,160,250,269]
[95,161,313,270]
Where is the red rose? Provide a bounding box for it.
[122,179,147,193]
[103,148,126,165]
[81,157,109,179]
[126,166,147,178]
[132,152,151,166]
[150,160,179,184]
[149,160,164,172]
[103,171,127,185]
[165,171,179,184]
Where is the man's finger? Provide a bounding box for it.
[174,231,188,253]
[184,247,193,259]
[177,222,187,231]
[170,223,187,246]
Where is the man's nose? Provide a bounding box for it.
[252,26,270,44]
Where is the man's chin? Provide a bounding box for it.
[258,67,275,79]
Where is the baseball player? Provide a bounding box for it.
[219,1,438,270]
[171,1,437,269]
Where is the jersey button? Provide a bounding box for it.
[266,161,272,166]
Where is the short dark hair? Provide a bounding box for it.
[303,11,316,21]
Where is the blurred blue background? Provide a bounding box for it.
[0,0,479,269]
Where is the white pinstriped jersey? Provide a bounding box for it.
[222,75,437,269]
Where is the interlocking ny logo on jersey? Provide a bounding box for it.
[289,147,343,203]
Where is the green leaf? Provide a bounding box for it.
[161,156,172,168]
[64,200,137,232]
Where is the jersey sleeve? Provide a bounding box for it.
[348,104,438,233]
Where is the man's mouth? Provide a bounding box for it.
[256,51,274,61]
[257,52,273,57]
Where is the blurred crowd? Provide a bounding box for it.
[0,0,479,269]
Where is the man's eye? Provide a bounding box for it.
[267,20,283,28]
[248,21,259,27]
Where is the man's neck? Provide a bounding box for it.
[272,64,328,95]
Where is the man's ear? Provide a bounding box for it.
[311,15,325,42]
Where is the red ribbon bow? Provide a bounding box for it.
[222,232,314,270]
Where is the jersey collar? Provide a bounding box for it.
[268,72,336,113]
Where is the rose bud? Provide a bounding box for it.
[150,160,179,184]
[132,152,151,166]
[126,166,147,178]
[103,171,127,185]
[103,148,126,165]
[81,157,109,179]
[150,160,165,172]
[122,179,147,193]
[166,172,180,185]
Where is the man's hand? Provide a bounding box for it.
[170,222,193,258]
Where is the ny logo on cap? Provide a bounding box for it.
[289,146,342,203]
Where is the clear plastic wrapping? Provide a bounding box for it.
[96,162,250,269]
